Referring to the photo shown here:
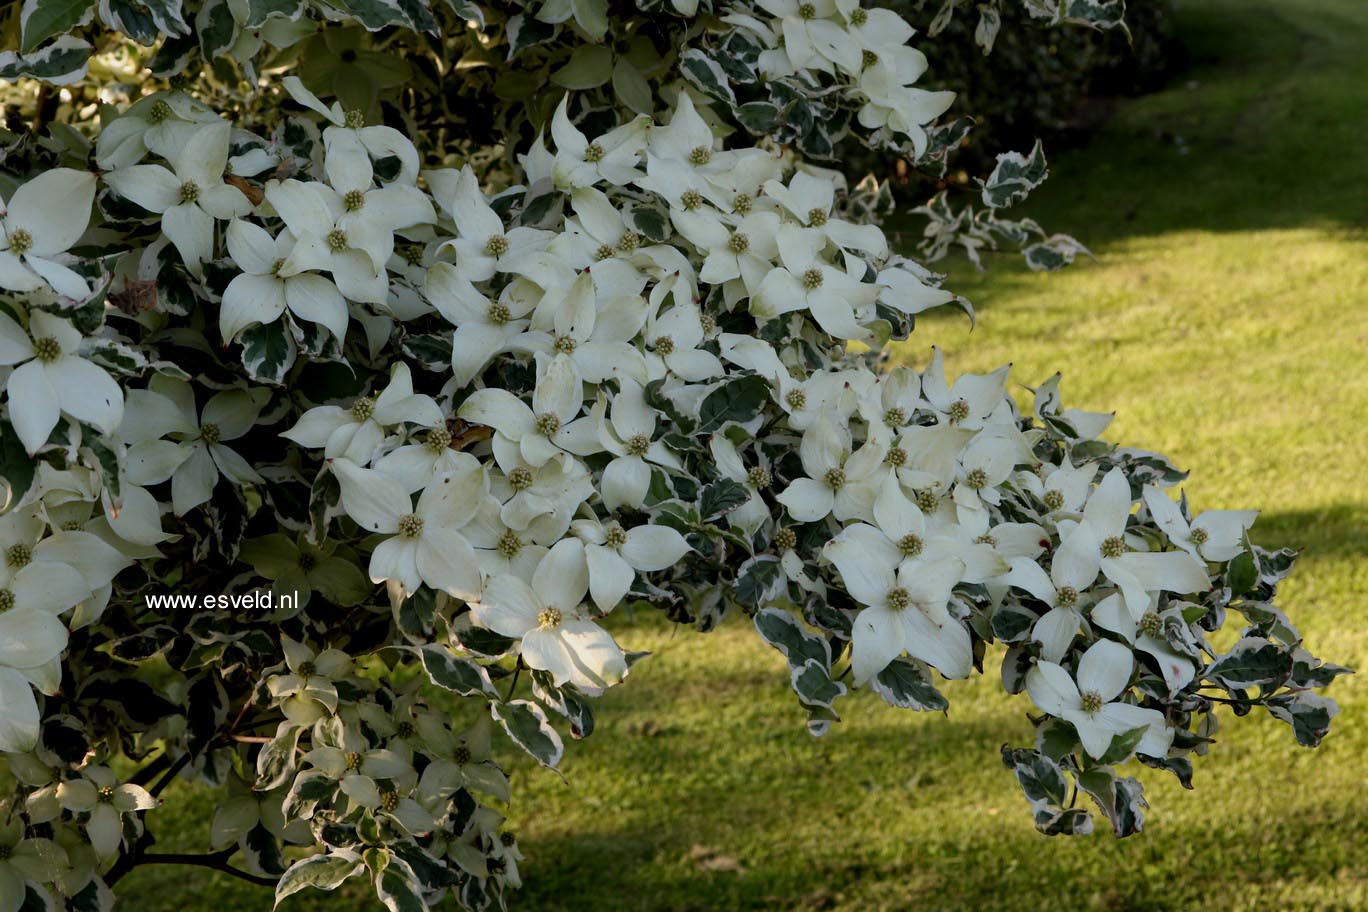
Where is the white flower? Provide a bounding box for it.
[752,224,878,339]
[283,362,444,464]
[96,92,222,171]
[331,458,485,600]
[1144,485,1258,563]
[571,515,691,612]
[1004,552,1101,663]
[776,411,886,523]
[1026,639,1174,760]
[1091,594,1198,694]
[104,120,252,274]
[643,302,723,382]
[550,98,650,189]
[220,220,349,342]
[490,455,595,543]
[464,494,551,580]
[838,550,970,684]
[522,268,649,384]
[597,377,682,511]
[283,76,421,184]
[672,206,781,291]
[429,166,552,282]
[920,347,1011,429]
[0,310,124,454]
[471,541,627,691]
[55,767,157,859]
[458,353,602,467]
[763,170,887,257]
[756,0,860,75]
[425,263,536,388]
[123,376,268,516]
[0,168,96,299]
[709,435,775,536]
[0,816,67,910]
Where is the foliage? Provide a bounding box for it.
[0,1,1348,911]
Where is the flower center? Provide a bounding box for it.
[553,334,577,354]
[453,745,473,765]
[886,587,911,611]
[297,661,317,679]
[61,519,82,531]
[1056,586,1079,608]
[594,243,616,261]
[604,524,628,548]
[199,423,222,445]
[149,100,173,123]
[653,335,675,356]
[97,787,115,804]
[616,230,641,253]
[271,257,286,277]
[798,3,817,19]
[395,721,415,738]
[732,192,753,215]
[801,268,823,290]
[1043,489,1065,511]
[850,7,869,25]
[747,466,772,489]
[487,302,511,325]
[178,181,199,204]
[885,446,907,467]
[862,49,879,68]
[965,468,989,490]
[5,544,32,569]
[32,335,62,363]
[1080,691,1104,714]
[342,108,366,128]
[897,534,923,558]
[535,413,561,437]
[345,751,364,772]
[537,606,563,629]
[914,489,940,512]
[496,530,522,558]
[883,406,906,427]
[785,389,807,410]
[975,533,998,546]
[379,789,399,813]
[807,207,828,227]
[1189,527,1209,546]
[948,399,971,423]
[688,145,713,166]
[500,831,517,847]
[485,234,510,257]
[298,553,318,571]
[626,434,651,456]
[727,232,750,254]
[823,467,846,490]
[350,396,375,422]
[773,528,797,551]
[398,513,425,539]
[1101,536,1127,559]
[425,428,452,453]
[0,844,11,860]
[508,467,534,490]
[583,143,606,163]
[1138,612,1164,637]
[400,244,424,266]
[680,189,705,211]
[326,229,349,252]
[0,589,14,613]
[6,228,33,255]
[343,189,366,212]
[700,313,717,334]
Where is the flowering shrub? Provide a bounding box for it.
[0,2,1348,910]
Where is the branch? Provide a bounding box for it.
[134,851,279,888]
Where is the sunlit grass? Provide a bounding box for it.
[117,0,1366,909]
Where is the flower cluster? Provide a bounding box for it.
[0,2,1346,910]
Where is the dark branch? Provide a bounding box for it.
[135,852,279,888]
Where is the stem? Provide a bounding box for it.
[108,848,277,889]
[504,658,523,702]
[149,753,192,798]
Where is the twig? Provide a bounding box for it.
[149,753,192,798]
[112,849,278,888]
[504,658,523,702]
[229,734,273,744]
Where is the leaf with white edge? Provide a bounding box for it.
[255,723,304,791]
[679,49,736,105]
[981,140,1048,210]
[753,607,830,669]
[492,700,564,769]
[418,644,496,697]
[1265,692,1339,747]
[20,0,96,53]
[1077,767,1148,838]
[0,35,92,86]
[1205,637,1292,690]
[733,556,784,609]
[241,319,297,384]
[275,852,365,907]
[872,658,949,712]
[375,856,427,912]
[1002,746,1094,836]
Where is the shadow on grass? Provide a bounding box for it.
[1252,503,1368,559]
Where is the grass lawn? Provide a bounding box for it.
[119,0,1367,908]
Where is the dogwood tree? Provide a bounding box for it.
[0,2,1348,910]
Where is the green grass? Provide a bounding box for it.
[119,1,1367,908]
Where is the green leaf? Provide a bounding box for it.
[552,44,613,89]
[980,140,1048,210]
[698,374,770,432]
[568,0,608,40]
[1077,767,1148,837]
[753,607,830,669]
[734,556,784,608]
[0,418,37,501]
[612,58,653,115]
[698,477,749,521]
[492,700,563,768]
[678,49,736,105]
[0,35,92,86]
[1265,692,1339,747]
[241,320,297,384]
[418,644,496,697]
[1205,637,1292,689]
[1095,724,1149,765]
[20,0,95,53]
[275,852,365,907]
[375,857,427,912]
